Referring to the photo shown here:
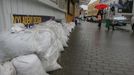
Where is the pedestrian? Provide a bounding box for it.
[74,17,78,26]
[97,14,102,28]
[105,19,113,31]
[84,15,86,21]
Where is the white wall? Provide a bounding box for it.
[0,0,6,32]
[0,0,65,32]
[0,0,3,32]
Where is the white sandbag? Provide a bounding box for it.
[56,39,64,51]
[33,26,59,57]
[69,22,75,30]
[39,21,68,47]
[62,23,70,37]
[12,54,48,75]
[34,26,57,44]
[41,50,62,72]
[43,40,60,60]
[57,23,68,47]
[0,29,53,63]
[33,29,54,54]
[62,23,72,34]
[63,22,75,33]
[11,23,25,33]
[0,31,37,62]
[45,62,62,72]
[0,62,16,75]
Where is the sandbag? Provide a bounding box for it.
[0,29,53,63]
[62,23,71,36]
[63,22,75,33]
[57,23,68,47]
[33,29,55,54]
[34,26,62,56]
[56,39,64,51]
[12,54,48,75]
[39,21,68,47]
[11,23,25,33]
[0,62,16,75]
[62,25,70,43]
[42,40,60,60]
[41,50,62,72]
[69,22,75,30]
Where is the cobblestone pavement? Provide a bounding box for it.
[51,22,134,75]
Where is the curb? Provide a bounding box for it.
[116,26,132,32]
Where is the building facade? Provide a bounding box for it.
[0,0,67,32]
[66,0,80,22]
[87,0,100,16]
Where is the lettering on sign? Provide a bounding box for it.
[13,14,55,25]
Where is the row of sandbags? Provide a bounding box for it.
[0,20,75,75]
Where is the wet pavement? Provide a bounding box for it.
[51,22,134,75]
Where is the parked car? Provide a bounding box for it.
[113,15,127,26]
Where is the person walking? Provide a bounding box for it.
[97,14,102,28]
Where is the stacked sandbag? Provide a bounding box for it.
[41,49,62,72]
[70,22,76,29]
[39,21,68,47]
[0,62,16,75]
[62,22,75,36]
[0,20,76,74]
[35,21,76,72]
[62,23,70,37]
[34,23,63,71]
[0,29,53,63]
[12,54,48,75]
[11,23,25,33]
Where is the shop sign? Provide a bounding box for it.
[13,14,55,25]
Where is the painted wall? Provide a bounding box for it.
[0,0,3,32]
[88,0,100,16]
[66,0,75,22]
[0,0,66,32]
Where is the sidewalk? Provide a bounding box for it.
[51,22,134,75]
[116,24,132,32]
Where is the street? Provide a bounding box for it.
[51,22,134,75]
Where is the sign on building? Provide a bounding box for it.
[13,14,55,26]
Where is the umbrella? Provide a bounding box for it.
[95,3,108,10]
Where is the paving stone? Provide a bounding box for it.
[71,71,88,75]
[104,73,118,75]
[111,70,124,74]
[51,22,134,75]
[97,63,109,67]
[125,71,134,75]
[90,64,104,69]
[89,72,103,75]
[116,67,128,71]
[104,66,116,70]
[97,69,110,73]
